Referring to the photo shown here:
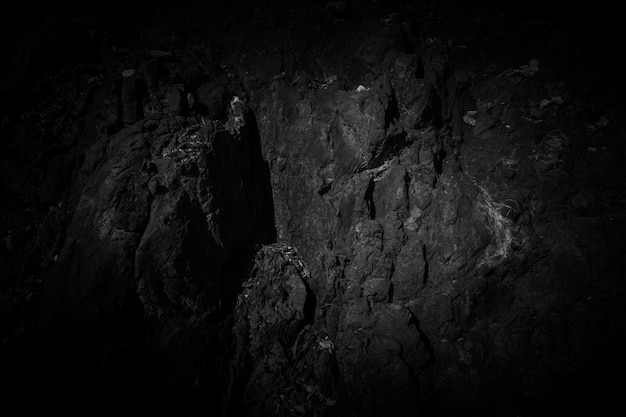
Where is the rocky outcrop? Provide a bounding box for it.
[229,244,318,416]
[33,56,276,413]
[229,6,626,415]
[2,2,624,417]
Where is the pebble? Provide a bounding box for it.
[463,110,477,126]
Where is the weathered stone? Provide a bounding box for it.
[409,294,453,336]
[395,53,417,80]
[120,73,144,125]
[196,81,229,119]
[407,169,433,210]
[392,240,426,301]
[4,5,622,417]
[35,106,276,414]
[165,84,186,115]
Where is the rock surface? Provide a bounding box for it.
[1,1,624,416]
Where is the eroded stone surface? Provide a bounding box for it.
[1,2,624,417]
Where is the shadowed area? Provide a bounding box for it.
[1,1,624,416]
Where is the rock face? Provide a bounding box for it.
[34,64,276,413]
[229,244,317,416]
[224,3,625,416]
[1,1,625,417]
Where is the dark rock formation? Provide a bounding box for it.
[1,1,624,416]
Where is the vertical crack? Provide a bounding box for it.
[408,308,436,368]
[384,87,400,130]
[364,177,376,219]
[422,243,429,287]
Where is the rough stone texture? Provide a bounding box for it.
[26,56,276,414]
[229,244,317,416]
[231,3,626,416]
[1,1,625,417]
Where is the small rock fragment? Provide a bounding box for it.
[148,177,159,195]
[539,98,552,109]
[463,110,477,126]
[187,92,195,110]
